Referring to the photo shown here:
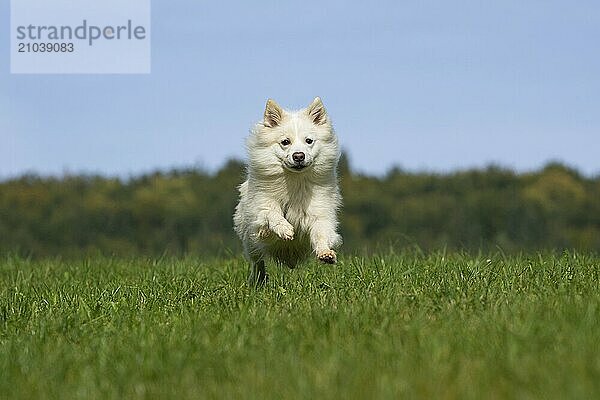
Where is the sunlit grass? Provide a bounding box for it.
[1,252,599,399]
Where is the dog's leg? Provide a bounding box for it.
[310,219,342,264]
[268,216,294,241]
[305,186,342,264]
[248,259,268,286]
[254,202,294,241]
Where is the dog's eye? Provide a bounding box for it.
[281,139,291,146]
[305,138,314,144]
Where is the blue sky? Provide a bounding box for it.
[1,0,599,178]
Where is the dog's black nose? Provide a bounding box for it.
[292,152,305,163]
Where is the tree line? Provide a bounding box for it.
[1,156,598,257]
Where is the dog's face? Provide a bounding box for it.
[248,97,339,176]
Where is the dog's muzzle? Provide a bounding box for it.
[291,152,307,170]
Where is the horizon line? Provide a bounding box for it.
[1,157,598,183]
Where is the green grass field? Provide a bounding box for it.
[1,252,599,399]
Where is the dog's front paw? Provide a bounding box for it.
[272,221,294,241]
[317,249,337,264]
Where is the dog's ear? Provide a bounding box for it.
[307,97,328,125]
[264,99,283,128]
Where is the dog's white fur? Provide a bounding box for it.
[234,97,342,283]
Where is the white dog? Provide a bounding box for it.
[234,97,342,284]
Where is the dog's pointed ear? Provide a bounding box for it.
[264,99,283,128]
[307,97,328,125]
